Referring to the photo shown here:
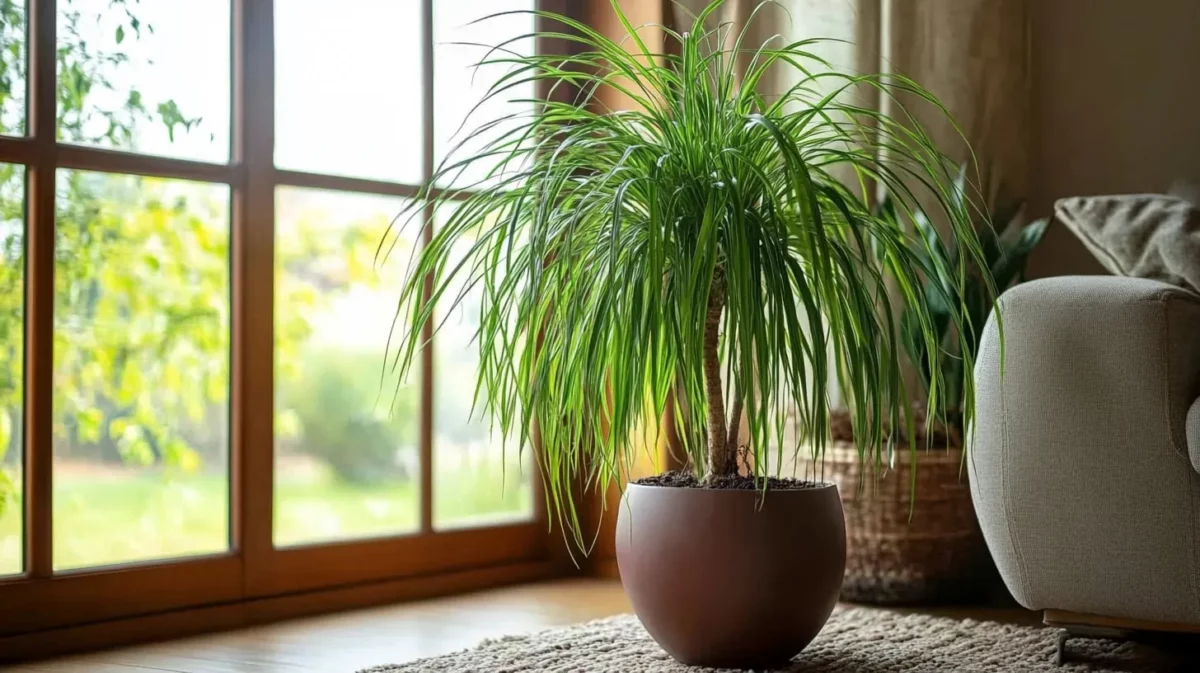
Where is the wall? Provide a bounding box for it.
[1027,0,1200,277]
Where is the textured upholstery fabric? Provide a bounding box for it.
[970,276,1200,625]
[1055,195,1200,293]
[1189,398,1200,475]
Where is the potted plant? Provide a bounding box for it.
[385,1,994,668]
[820,173,1049,605]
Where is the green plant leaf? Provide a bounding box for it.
[991,218,1050,290]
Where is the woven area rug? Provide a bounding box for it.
[360,606,1189,672]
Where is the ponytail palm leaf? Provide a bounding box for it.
[384,0,994,547]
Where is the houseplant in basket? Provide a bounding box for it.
[384,1,995,667]
[820,174,1048,605]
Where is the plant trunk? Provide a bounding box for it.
[704,274,736,478]
[726,383,743,458]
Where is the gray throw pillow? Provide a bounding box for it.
[1055,194,1200,294]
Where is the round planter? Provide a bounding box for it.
[615,481,846,669]
[803,440,991,604]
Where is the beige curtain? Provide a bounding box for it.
[672,0,1031,206]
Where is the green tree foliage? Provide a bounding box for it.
[53,172,230,470]
[55,1,204,147]
[0,0,26,518]
[0,1,413,517]
[0,163,17,514]
[0,0,26,135]
[279,349,416,486]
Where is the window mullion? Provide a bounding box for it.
[418,0,436,536]
[24,0,58,580]
[231,0,277,575]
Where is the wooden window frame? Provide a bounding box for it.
[0,0,579,640]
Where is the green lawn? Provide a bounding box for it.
[0,463,533,573]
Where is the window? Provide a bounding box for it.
[53,171,231,571]
[0,0,562,637]
[430,1,538,529]
[432,210,535,530]
[56,0,231,162]
[274,0,421,183]
[273,187,420,547]
[433,1,537,189]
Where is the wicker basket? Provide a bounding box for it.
[802,440,991,605]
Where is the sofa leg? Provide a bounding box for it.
[1051,624,1131,666]
[1046,609,1200,668]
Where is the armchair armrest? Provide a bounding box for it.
[970,275,1200,624]
[1190,397,1200,475]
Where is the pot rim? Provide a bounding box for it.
[624,480,838,493]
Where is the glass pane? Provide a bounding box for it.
[0,1,27,136]
[433,0,536,189]
[0,163,23,575]
[274,187,418,546]
[54,170,230,571]
[56,0,231,162]
[432,215,534,530]
[275,1,423,184]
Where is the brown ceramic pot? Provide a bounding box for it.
[615,482,846,669]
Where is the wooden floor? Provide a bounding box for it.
[4,579,1038,673]
[5,579,631,673]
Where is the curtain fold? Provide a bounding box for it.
[668,0,1030,427]
[887,0,1030,205]
[671,0,1030,205]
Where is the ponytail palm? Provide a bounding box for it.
[385,1,993,543]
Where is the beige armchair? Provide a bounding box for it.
[970,275,1200,635]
